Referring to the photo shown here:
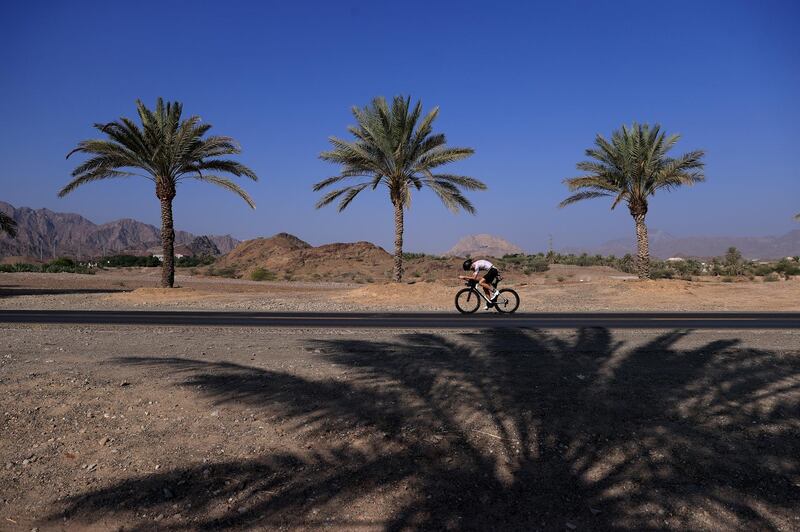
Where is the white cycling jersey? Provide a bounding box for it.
[471,259,494,274]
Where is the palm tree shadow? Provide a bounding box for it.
[45,328,800,530]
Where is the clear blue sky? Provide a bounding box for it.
[1,0,798,253]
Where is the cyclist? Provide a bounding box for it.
[459,258,500,309]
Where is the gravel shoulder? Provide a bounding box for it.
[1,325,799,530]
[2,268,799,312]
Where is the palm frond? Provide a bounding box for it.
[314,183,370,210]
[559,191,612,208]
[188,174,256,208]
[426,180,476,214]
[58,169,138,197]
[428,174,487,190]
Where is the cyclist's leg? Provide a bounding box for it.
[479,278,493,297]
[481,268,499,298]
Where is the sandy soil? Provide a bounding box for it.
[1,325,798,530]
[2,266,799,312]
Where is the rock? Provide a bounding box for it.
[99,437,110,446]
[163,488,173,499]
[120,381,130,387]
[590,508,602,515]
[566,523,577,530]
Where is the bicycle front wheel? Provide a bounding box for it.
[455,288,481,314]
[494,288,520,313]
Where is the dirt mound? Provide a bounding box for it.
[215,235,393,282]
[215,233,311,271]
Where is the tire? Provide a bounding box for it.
[494,288,520,313]
[455,288,481,314]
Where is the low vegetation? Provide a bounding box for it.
[98,254,215,268]
[250,268,276,281]
[100,255,162,267]
[0,257,94,274]
[498,246,799,280]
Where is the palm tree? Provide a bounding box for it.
[0,211,16,237]
[313,96,486,282]
[60,98,258,287]
[560,123,705,279]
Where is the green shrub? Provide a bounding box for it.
[101,255,161,267]
[0,263,41,273]
[176,255,215,268]
[48,257,76,268]
[0,262,94,274]
[250,268,276,281]
[651,268,674,280]
[208,267,238,278]
[764,273,780,282]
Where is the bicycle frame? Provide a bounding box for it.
[464,280,497,303]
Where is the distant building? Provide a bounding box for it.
[148,244,193,262]
[665,257,686,263]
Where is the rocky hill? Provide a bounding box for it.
[214,233,394,282]
[445,234,524,258]
[188,236,221,257]
[0,201,240,259]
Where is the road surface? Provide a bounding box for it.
[1,310,799,329]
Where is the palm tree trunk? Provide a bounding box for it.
[633,213,650,279]
[393,201,404,282]
[160,197,176,288]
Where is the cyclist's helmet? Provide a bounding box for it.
[462,258,473,271]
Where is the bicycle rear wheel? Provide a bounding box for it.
[455,288,481,314]
[494,288,520,313]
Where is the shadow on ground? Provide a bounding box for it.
[45,328,800,530]
[0,287,129,297]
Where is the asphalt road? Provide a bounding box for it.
[1,310,799,329]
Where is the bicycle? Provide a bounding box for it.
[455,275,520,314]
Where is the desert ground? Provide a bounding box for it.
[1,266,799,312]
[2,270,799,530]
[1,324,799,531]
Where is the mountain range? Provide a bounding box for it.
[564,229,800,260]
[0,202,239,260]
[1,202,797,262]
